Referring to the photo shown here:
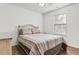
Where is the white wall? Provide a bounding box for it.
[0,4,43,46]
[43,13,54,34]
[43,4,79,42]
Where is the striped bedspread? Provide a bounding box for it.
[18,34,63,55]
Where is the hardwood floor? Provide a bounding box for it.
[57,50,67,55]
[12,46,26,55]
[12,46,22,55]
[12,46,66,55]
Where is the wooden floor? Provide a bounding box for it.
[12,46,67,55]
[12,46,26,55]
[57,50,67,55]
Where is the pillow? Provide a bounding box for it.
[32,27,40,34]
[22,28,32,34]
[19,29,23,35]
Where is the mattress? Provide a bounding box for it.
[18,34,63,55]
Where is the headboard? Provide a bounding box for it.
[18,24,40,35]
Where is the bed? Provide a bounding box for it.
[17,24,63,55]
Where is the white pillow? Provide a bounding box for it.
[22,27,32,34]
[32,27,40,34]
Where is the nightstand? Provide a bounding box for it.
[0,37,12,55]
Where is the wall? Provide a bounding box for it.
[43,4,79,42]
[0,4,43,46]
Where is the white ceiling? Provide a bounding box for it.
[8,3,71,13]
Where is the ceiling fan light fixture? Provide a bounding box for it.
[39,3,45,7]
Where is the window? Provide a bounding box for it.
[54,14,67,35]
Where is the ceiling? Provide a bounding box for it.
[8,3,71,13]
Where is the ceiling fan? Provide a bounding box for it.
[39,3,53,7]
